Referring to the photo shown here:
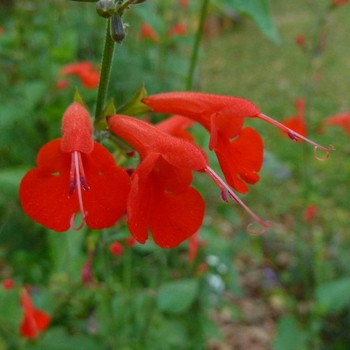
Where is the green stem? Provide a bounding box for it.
[185,0,210,91]
[94,18,115,119]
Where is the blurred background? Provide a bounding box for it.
[1,0,350,349]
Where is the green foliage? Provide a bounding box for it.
[157,279,199,314]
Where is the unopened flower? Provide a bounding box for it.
[2,279,15,290]
[20,289,50,339]
[304,204,318,222]
[60,61,100,89]
[19,102,130,232]
[126,236,137,247]
[295,35,306,48]
[109,242,124,255]
[108,115,270,247]
[139,23,160,43]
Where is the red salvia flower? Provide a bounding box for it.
[139,23,160,43]
[109,242,124,256]
[295,35,306,48]
[60,61,100,89]
[19,102,130,232]
[322,112,350,136]
[332,0,350,7]
[281,99,307,140]
[20,289,50,339]
[2,279,15,290]
[142,93,263,194]
[168,23,187,37]
[178,0,189,7]
[108,115,270,247]
[142,92,333,166]
[303,204,318,222]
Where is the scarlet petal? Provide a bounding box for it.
[215,127,264,194]
[127,154,205,248]
[82,142,130,229]
[20,289,50,339]
[19,139,78,232]
[149,187,205,248]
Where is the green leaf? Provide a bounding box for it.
[315,278,350,314]
[157,279,199,314]
[272,315,309,350]
[212,0,280,44]
[0,167,29,197]
[27,327,101,350]
[117,83,151,116]
[0,289,22,330]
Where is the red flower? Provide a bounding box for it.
[60,61,100,89]
[332,0,350,7]
[322,112,350,136]
[109,242,124,256]
[168,23,187,37]
[126,236,137,247]
[2,279,15,290]
[304,204,318,222]
[295,35,306,48]
[178,0,189,7]
[19,102,130,232]
[108,115,269,247]
[139,23,160,43]
[142,92,333,169]
[281,99,307,140]
[188,231,199,262]
[20,289,50,339]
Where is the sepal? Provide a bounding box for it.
[96,0,116,18]
[117,83,151,116]
[94,98,116,130]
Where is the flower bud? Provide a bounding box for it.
[96,0,116,18]
[110,12,125,44]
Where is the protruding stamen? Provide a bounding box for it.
[257,113,334,160]
[69,151,89,230]
[70,213,85,231]
[205,166,271,235]
[314,145,334,161]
